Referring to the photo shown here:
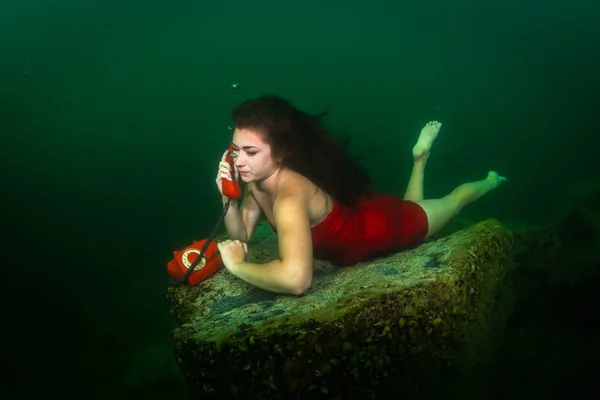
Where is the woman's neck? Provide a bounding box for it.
[256,167,283,197]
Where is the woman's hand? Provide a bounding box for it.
[215,150,239,197]
[217,239,248,270]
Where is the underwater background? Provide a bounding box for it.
[2,0,599,398]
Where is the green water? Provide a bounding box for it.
[2,0,599,398]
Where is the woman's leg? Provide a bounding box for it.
[417,171,507,238]
[404,121,442,202]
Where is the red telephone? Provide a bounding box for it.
[221,143,243,199]
[167,144,242,286]
[167,239,222,286]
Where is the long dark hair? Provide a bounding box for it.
[231,95,373,208]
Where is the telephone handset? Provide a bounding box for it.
[222,143,243,199]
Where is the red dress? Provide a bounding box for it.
[269,194,429,265]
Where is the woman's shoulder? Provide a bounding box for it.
[277,169,333,211]
[276,169,315,196]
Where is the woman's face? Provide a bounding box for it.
[231,128,280,183]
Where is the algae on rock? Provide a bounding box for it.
[167,219,516,399]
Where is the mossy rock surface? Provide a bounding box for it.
[167,219,516,399]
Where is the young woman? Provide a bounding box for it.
[215,95,506,295]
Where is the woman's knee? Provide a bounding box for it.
[417,196,461,236]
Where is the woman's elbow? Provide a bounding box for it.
[289,277,311,296]
[283,260,312,296]
[290,285,308,296]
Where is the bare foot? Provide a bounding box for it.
[413,121,442,161]
[486,171,507,189]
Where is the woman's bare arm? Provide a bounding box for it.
[225,188,313,295]
[240,185,262,242]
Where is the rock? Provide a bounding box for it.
[167,219,516,399]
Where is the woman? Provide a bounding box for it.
[215,95,506,295]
